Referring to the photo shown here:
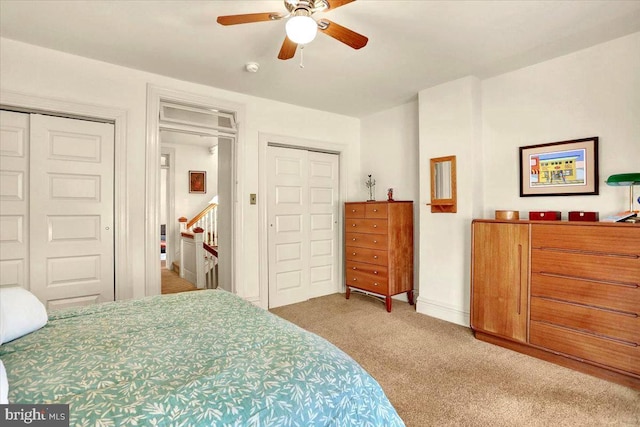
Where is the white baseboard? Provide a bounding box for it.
[416,296,470,327]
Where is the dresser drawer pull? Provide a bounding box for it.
[374,282,379,286]
[352,267,357,270]
[373,256,378,259]
[352,223,356,227]
[373,271,378,275]
[373,240,377,243]
[373,209,378,212]
[373,224,377,228]
[352,209,356,212]
[352,252,356,256]
[353,278,358,281]
[352,238,356,241]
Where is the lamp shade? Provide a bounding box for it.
[605,173,640,186]
[285,15,317,45]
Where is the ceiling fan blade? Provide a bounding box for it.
[325,0,356,10]
[318,19,368,49]
[217,12,281,26]
[278,36,298,60]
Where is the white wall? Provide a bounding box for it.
[360,101,420,300]
[416,76,483,326]
[160,142,218,221]
[0,38,361,303]
[482,32,640,217]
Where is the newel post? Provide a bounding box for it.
[193,227,205,289]
[178,217,188,278]
[178,217,188,233]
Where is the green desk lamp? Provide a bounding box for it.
[606,173,640,213]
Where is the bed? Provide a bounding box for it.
[0,289,404,426]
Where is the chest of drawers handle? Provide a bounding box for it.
[373,209,378,212]
[353,278,358,281]
[352,252,356,256]
[352,238,356,241]
[352,224,356,227]
[373,240,377,243]
[373,271,378,274]
[373,224,377,228]
[374,282,379,286]
[352,267,357,270]
[374,255,378,259]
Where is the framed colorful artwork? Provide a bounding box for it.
[519,137,598,197]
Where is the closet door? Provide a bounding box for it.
[267,147,309,308]
[307,151,339,299]
[0,111,30,290]
[29,114,115,310]
[267,146,339,308]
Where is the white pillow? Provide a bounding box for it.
[0,287,48,345]
[0,360,8,404]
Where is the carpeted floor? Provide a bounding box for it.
[271,292,640,427]
[161,267,198,294]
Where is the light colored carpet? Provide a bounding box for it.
[271,292,640,427]
[161,268,198,294]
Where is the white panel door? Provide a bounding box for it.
[308,151,339,298]
[267,146,339,308]
[267,147,309,308]
[0,110,30,290]
[29,114,115,310]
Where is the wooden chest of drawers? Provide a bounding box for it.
[345,201,414,312]
[471,219,640,389]
[529,223,640,377]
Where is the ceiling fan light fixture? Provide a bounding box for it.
[285,15,317,44]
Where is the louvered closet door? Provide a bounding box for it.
[29,114,115,310]
[267,146,339,308]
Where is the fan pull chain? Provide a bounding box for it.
[299,46,305,69]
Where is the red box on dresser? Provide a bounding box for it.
[568,211,599,221]
[529,211,561,221]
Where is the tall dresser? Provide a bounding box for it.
[345,201,414,312]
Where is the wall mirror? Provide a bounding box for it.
[429,155,457,213]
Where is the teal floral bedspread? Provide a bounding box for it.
[1,290,404,426]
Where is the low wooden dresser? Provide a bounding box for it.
[471,219,640,389]
[345,201,414,312]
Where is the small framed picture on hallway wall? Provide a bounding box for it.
[189,170,206,194]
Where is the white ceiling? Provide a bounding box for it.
[2,0,640,118]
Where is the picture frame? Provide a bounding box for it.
[519,137,598,197]
[189,170,206,194]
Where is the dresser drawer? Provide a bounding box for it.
[530,321,640,376]
[346,261,388,279]
[531,272,639,314]
[346,232,388,250]
[345,203,366,219]
[531,249,640,285]
[346,269,389,294]
[365,203,388,218]
[346,219,388,234]
[531,224,640,256]
[345,246,387,266]
[530,296,638,344]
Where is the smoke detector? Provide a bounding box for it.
[245,62,259,73]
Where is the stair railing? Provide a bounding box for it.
[178,203,218,289]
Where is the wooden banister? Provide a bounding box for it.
[187,204,217,229]
[203,242,218,258]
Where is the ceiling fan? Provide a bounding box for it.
[217,0,368,60]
